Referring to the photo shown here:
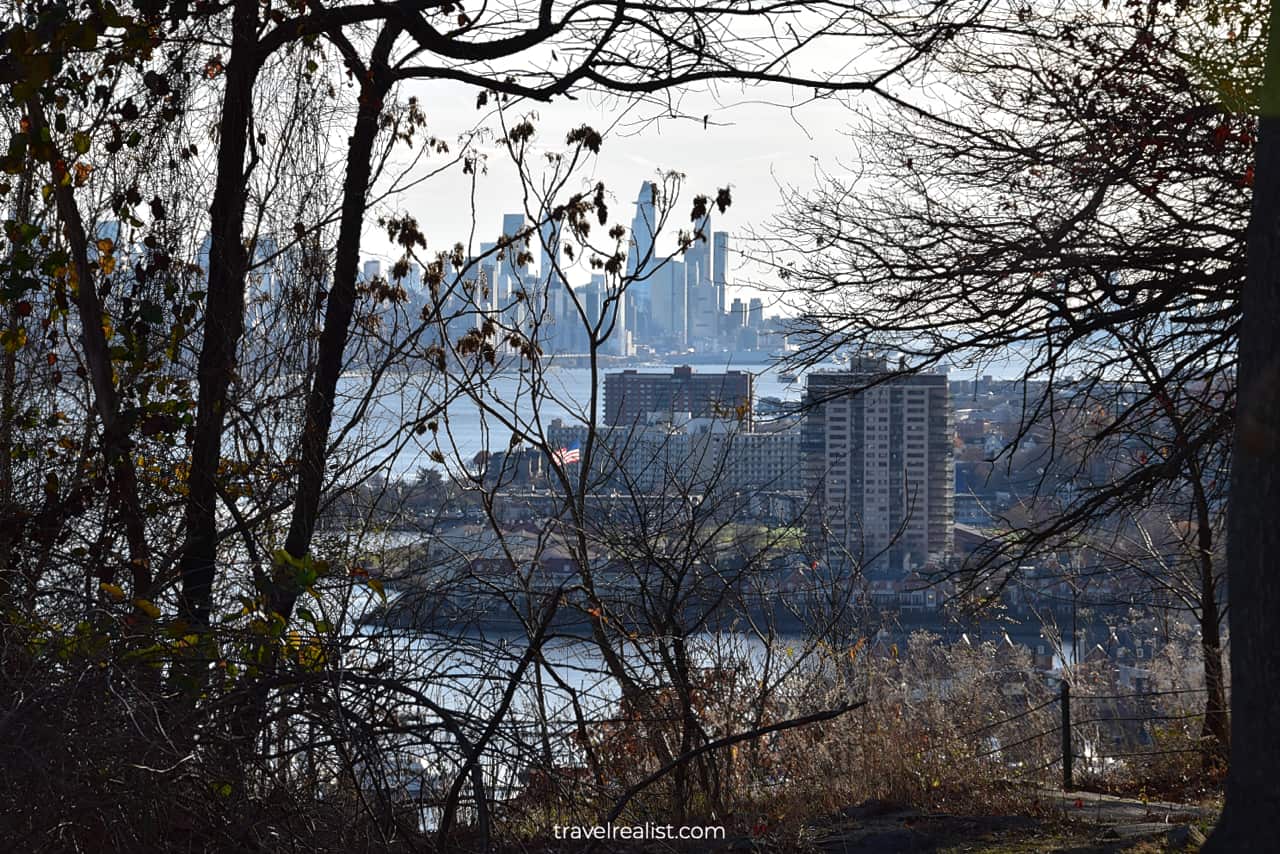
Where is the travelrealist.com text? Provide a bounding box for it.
[552,823,726,841]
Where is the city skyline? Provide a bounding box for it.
[359,180,785,358]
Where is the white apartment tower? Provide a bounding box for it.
[803,360,954,572]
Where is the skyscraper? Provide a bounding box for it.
[686,210,712,290]
[669,261,688,349]
[540,217,564,292]
[249,235,282,306]
[581,275,605,331]
[499,213,530,332]
[650,259,687,348]
[713,231,730,319]
[478,242,498,311]
[499,212,528,290]
[537,216,572,352]
[685,211,717,345]
[625,182,660,342]
[803,360,954,573]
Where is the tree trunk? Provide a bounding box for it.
[1203,0,1280,845]
[1189,450,1229,768]
[1200,606,1230,770]
[273,26,398,619]
[26,103,151,595]
[0,164,31,596]
[176,0,258,628]
[228,29,398,759]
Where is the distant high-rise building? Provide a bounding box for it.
[438,257,475,343]
[670,262,688,348]
[404,262,423,294]
[579,273,627,355]
[625,182,660,342]
[580,275,605,331]
[605,365,753,427]
[197,232,212,274]
[625,182,660,281]
[499,212,528,287]
[540,217,564,290]
[361,259,381,282]
[729,297,747,328]
[478,242,498,311]
[650,260,687,348]
[688,210,711,283]
[249,235,282,307]
[499,213,530,332]
[713,231,730,317]
[803,361,954,572]
[682,212,718,345]
[650,261,672,341]
[747,297,764,328]
[593,274,628,356]
[535,217,574,351]
[687,283,716,345]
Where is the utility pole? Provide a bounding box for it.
[1062,679,1073,791]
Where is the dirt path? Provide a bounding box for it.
[793,792,1217,853]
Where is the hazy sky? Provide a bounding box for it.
[364,76,873,309]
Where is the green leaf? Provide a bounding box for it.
[272,548,300,568]
[72,132,91,155]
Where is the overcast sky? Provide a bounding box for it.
[363,76,873,310]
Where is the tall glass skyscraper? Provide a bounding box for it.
[478,242,497,312]
[538,216,577,353]
[625,182,659,339]
[499,212,529,304]
[713,231,729,319]
[540,217,563,291]
[650,259,687,347]
[686,210,716,344]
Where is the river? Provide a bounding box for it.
[334,358,810,479]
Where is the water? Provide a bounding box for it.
[334,359,810,479]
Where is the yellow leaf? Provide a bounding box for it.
[1,327,28,353]
[99,582,125,602]
[96,238,114,254]
[848,637,866,663]
[366,577,387,606]
[134,599,161,619]
[299,640,326,671]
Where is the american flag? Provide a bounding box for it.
[552,442,581,465]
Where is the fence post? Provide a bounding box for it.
[1061,680,1073,790]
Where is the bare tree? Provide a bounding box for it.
[759,0,1243,765]
[1206,0,1280,846]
